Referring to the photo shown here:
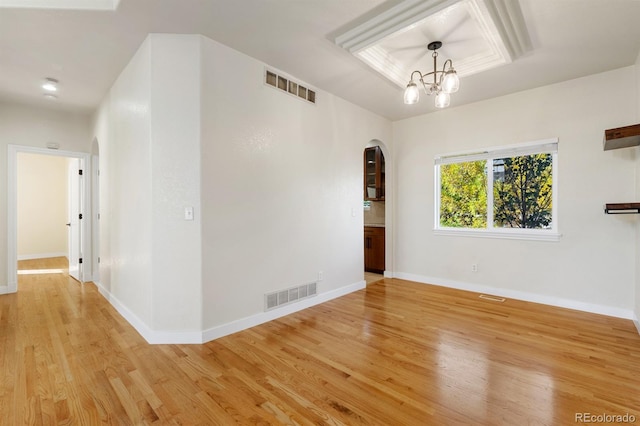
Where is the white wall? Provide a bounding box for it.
[107,36,153,327]
[0,102,91,290]
[392,66,638,317]
[92,34,203,340]
[200,36,392,332]
[17,153,68,259]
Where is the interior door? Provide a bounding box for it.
[68,158,83,282]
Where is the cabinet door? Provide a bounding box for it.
[364,227,385,273]
[364,147,385,200]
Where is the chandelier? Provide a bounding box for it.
[403,41,460,108]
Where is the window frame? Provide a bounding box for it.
[434,138,560,242]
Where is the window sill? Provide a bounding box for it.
[434,228,562,242]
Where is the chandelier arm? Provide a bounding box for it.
[409,70,430,94]
[409,70,424,82]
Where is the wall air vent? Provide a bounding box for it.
[265,282,318,311]
[265,69,316,104]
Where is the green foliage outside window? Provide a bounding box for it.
[440,161,487,228]
[493,154,552,229]
[439,153,553,230]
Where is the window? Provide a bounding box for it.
[435,139,559,241]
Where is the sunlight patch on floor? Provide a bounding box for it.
[17,269,65,275]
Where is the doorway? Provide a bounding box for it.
[7,145,92,293]
[16,153,72,278]
[363,142,390,284]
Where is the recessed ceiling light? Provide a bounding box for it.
[42,78,59,92]
[43,93,58,100]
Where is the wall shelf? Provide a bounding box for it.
[604,203,640,214]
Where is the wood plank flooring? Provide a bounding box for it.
[363,272,383,285]
[2,257,640,425]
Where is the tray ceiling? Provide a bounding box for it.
[335,0,532,88]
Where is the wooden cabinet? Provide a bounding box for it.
[364,147,385,201]
[364,226,385,274]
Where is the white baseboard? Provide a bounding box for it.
[92,281,203,344]
[201,280,366,343]
[393,272,636,320]
[17,252,67,261]
[0,285,10,295]
[633,312,640,335]
[93,279,366,345]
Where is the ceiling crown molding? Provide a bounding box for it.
[334,0,532,88]
[334,0,459,54]
[482,0,532,58]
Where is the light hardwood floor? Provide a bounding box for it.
[364,271,383,285]
[3,257,640,425]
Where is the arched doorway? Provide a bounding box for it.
[363,140,392,284]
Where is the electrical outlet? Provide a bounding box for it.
[471,263,478,272]
[318,271,323,281]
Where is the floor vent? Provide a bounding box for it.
[265,68,316,104]
[265,282,318,311]
[479,294,506,303]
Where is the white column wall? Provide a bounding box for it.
[392,66,637,317]
[92,34,203,341]
[148,34,202,333]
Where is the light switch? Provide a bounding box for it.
[184,207,194,221]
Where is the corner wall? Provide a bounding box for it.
[91,34,206,342]
[92,33,392,342]
[393,66,638,318]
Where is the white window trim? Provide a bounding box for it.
[434,138,561,242]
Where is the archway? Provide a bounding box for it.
[363,139,392,283]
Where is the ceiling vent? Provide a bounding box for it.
[265,69,316,104]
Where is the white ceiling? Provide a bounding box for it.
[1,0,640,121]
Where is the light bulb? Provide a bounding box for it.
[42,78,58,92]
[442,69,459,94]
[435,91,450,108]
[403,81,420,105]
